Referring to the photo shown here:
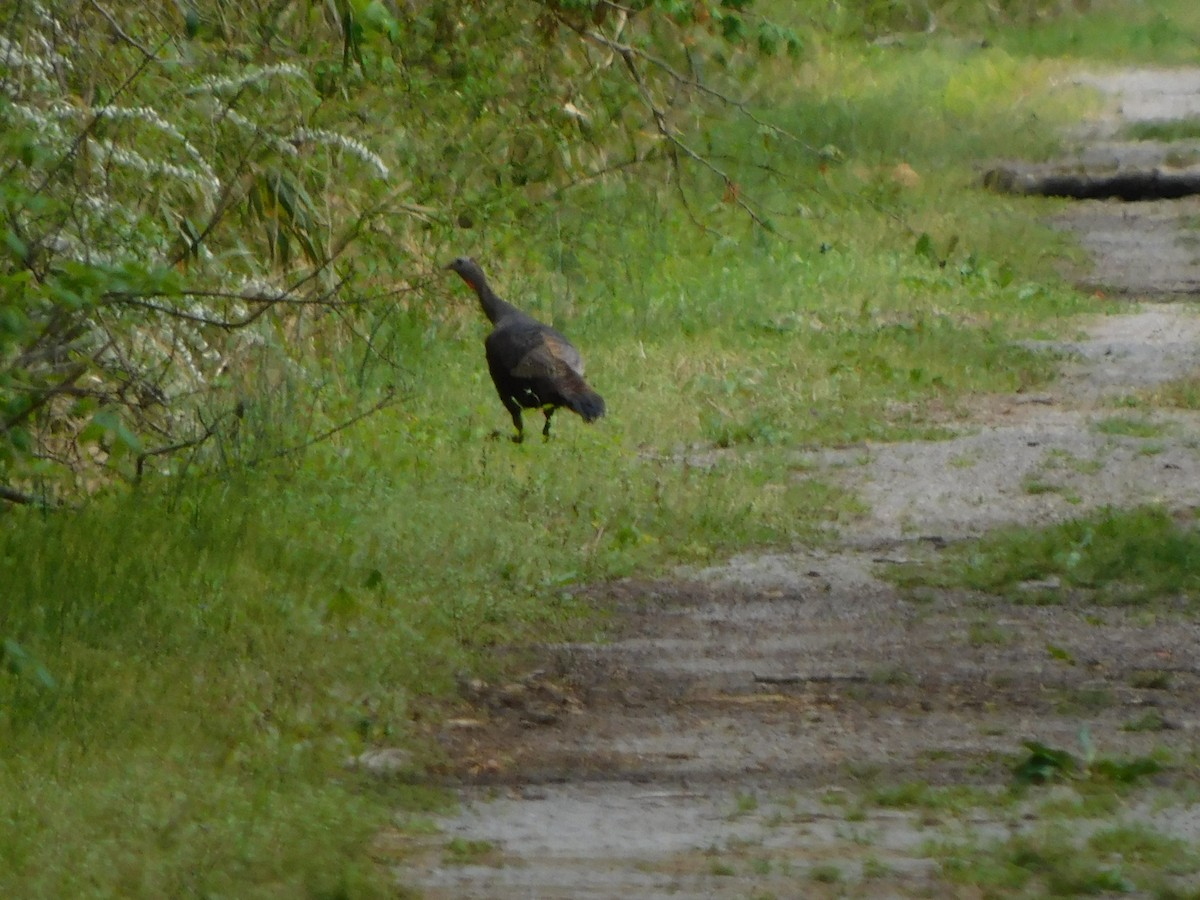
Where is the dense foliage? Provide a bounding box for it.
[0,0,805,503]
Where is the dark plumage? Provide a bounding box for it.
[446,257,605,442]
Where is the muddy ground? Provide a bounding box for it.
[396,69,1200,898]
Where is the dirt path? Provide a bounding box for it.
[398,69,1200,898]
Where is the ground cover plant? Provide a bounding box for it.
[888,505,1200,607]
[6,0,1199,895]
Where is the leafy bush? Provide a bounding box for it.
[0,1,802,504]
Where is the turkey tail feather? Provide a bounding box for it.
[567,388,606,423]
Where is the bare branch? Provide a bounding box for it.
[1,360,90,434]
[557,14,774,230]
[0,484,41,506]
[250,387,400,466]
[86,0,158,62]
[546,151,663,199]
[135,416,227,479]
[568,19,818,154]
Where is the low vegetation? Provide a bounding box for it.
[934,822,1200,897]
[3,0,1200,894]
[888,505,1200,606]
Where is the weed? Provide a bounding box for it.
[862,856,894,878]
[888,506,1200,606]
[1124,118,1200,142]
[1013,741,1079,786]
[869,666,915,685]
[1090,754,1165,785]
[937,830,1133,895]
[809,863,842,883]
[1123,715,1171,734]
[731,793,760,817]
[1014,736,1168,792]
[1094,415,1168,438]
[1038,789,1121,819]
[1055,686,1114,715]
[872,781,937,808]
[1130,670,1172,690]
[1045,449,1104,475]
[1146,374,1200,410]
[1023,477,1063,496]
[443,838,498,866]
[969,621,1016,646]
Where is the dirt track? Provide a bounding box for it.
[399,69,1200,898]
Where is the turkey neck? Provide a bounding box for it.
[467,270,521,325]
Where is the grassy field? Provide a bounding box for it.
[3,2,1198,895]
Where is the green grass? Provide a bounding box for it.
[887,506,1200,606]
[799,0,1200,66]
[0,9,1136,896]
[1125,118,1200,142]
[933,821,1200,897]
[987,0,1200,64]
[1144,374,1200,410]
[442,838,498,866]
[869,781,1012,814]
[1093,415,1169,439]
[809,863,842,884]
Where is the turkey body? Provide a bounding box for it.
[446,257,606,442]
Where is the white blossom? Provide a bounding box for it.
[289,127,390,179]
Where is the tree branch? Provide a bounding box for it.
[0,484,41,506]
[568,19,817,154]
[558,15,774,230]
[250,386,399,466]
[86,0,158,62]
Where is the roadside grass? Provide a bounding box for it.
[1142,373,1200,410]
[1125,118,1200,143]
[0,17,1115,899]
[1093,415,1170,439]
[798,0,1200,65]
[885,506,1200,606]
[986,0,1200,64]
[932,822,1200,897]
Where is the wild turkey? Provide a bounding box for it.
[446,257,605,442]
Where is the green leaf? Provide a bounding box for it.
[81,409,142,456]
[1013,741,1077,786]
[112,420,143,455]
[914,232,936,262]
[720,14,745,41]
[6,426,32,453]
[1091,755,1162,784]
[183,6,201,39]
[4,230,28,262]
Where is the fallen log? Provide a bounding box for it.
[983,165,1200,200]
